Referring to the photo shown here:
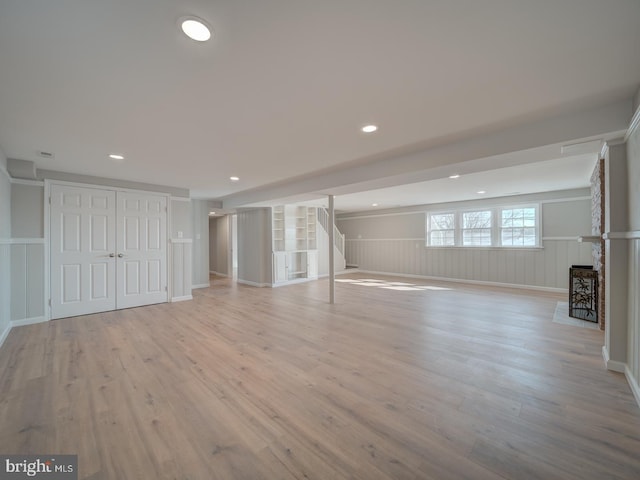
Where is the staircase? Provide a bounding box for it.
[317,208,347,270]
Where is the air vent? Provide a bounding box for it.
[38,151,55,159]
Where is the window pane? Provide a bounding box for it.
[500,207,537,246]
[430,213,454,230]
[428,212,455,246]
[463,211,491,228]
[463,229,491,246]
[430,230,455,246]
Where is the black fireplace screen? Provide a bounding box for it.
[569,265,598,323]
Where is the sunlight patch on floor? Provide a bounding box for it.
[335,278,452,291]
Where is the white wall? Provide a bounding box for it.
[237,208,272,286]
[337,189,592,290]
[625,104,640,404]
[209,216,229,276]
[11,184,44,237]
[0,147,12,340]
[190,199,210,288]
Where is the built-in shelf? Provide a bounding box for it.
[272,205,319,285]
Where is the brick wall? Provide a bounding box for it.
[590,158,605,330]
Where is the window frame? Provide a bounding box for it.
[426,210,457,247]
[498,205,540,248]
[461,209,494,247]
[425,203,541,248]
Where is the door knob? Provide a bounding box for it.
[109,253,115,257]
[117,253,124,258]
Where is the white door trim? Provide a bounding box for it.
[46,180,170,320]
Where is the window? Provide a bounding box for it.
[500,207,537,246]
[426,203,540,248]
[462,210,492,246]
[428,212,455,246]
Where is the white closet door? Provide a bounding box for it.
[50,185,117,319]
[116,192,167,309]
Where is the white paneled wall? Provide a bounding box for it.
[170,239,193,301]
[9,240,45,321]
[628,238,640,405]
[0,242,11,341]
[345,238,592,290]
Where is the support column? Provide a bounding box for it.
[603,138,629,371]
[328,195,335,304]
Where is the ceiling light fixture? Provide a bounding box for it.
[109,154,124,160]
[372,203,379,207]
[361,125,378,133]
[209,211,216,216]
[477,190,486,194]
[230,176,240,181]
[449,174,460,179]
[179,16,212,42]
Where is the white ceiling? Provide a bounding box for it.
[1,1,639,212]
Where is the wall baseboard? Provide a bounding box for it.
[355,270,568,294]
[625,366,640,409]
[210,271,229,277]
[318,269,359,278]
[11,316,48,328]
[237,279,270,288]
[0,316,49,349]
[0,324,10,349]
[192,283,210,289]
[602,345,626,373]
[171,295,193,302]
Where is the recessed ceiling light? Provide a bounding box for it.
[372,203,379,207]
[449,174,460,179]
[361,125,378,133]
[109,154,124,160]
[179,16,212,42]
[477,190,486,194]
[209,211,216,216]
[230,176,240,181]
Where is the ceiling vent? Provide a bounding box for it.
[38,151,55,159]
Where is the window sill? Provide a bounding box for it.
[425,245,544,251]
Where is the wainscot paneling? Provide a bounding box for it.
[345,238,592,290]
[170,239,193,301]
[9,239,45,321]
[628,238,640,406]
[0,242,11,343]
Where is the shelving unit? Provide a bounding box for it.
[272,204,319,285]
[307,207,317,250]
[272,205,285,251]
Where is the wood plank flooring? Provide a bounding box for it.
[1,274,639,479]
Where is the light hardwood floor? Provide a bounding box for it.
[1,274,639,479]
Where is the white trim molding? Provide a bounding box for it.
[169,238,194,243]
[543,236,580,241]
[0,238,46,245]
[170,196,192,202]
[0,164,12,182]
[602,345,626,373]
[192,283,210,289]
[626,365,640,408]
[11,178,45,187]
[0,324,10,349]
[603,231,640,240]
[237,279,270,288]
[210,271,229,277]
[625,104,640,142]
[0,316,49,349]
[171,295,193,303]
